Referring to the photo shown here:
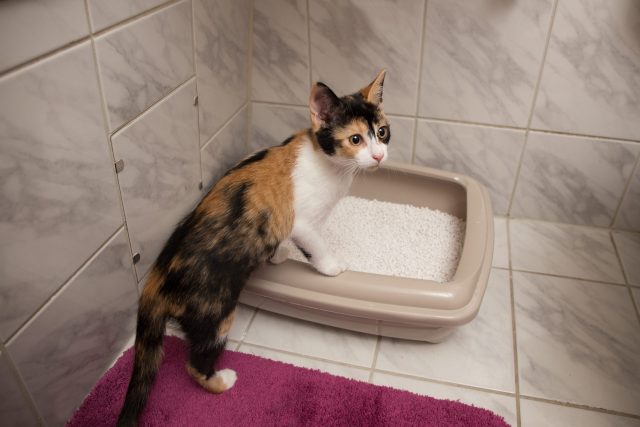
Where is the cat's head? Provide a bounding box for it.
[309,70,390,170]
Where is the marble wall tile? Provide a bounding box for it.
[249,103,309,151]
[493,217,509,269]
[111,79,201,280]
[371,373,517,427]
[309,0,424,116]
[510,220,624,283]
[615,163,640,231]
[612,232,640,287]
[520,398,640,427]
[238,344,371,381]
[386,116,414,165]
[418,0,553,127]
[7,229,138,426]
[0,42,122,342]
[0,0,89,72]
[376,269,514,392]
[243,310,378,367]
[414,120,525,215]
[195,0,251,143]
[513,272,640,415]
[201,106,248,190]
[0,352,40,426]
[532,0,640,140]
[95,0,193,130]
[511,132,639,226]
[252,0,309,104]
[87,0,168,32]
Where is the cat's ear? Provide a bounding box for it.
[309,82,340,129]
[360,69,386,106]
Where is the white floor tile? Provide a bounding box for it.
[514,272,640,415]
[376,269,514,392]
[372,372,517,426]
[510,220,624,283]
[243,310,378,367]
[520,398,640,427]
[237,344,370,382]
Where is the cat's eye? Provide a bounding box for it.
[377,126,388,138]
[349,135,362,145]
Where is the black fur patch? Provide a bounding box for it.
[281,135,294,146]
[314,91,385,156]
[225,149,268,176]
[225,181,252,229]
[296,244,312,260]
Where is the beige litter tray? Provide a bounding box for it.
[240,162,494,343]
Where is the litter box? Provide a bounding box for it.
[239,162,494,343]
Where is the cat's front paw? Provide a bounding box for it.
[315,256,348,277]
[269,245,289,265]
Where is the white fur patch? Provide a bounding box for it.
[291,138,353,230]
[216,369,237,389]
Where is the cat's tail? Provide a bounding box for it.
[117,274,167,427]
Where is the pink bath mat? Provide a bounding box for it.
[68,336,509,426]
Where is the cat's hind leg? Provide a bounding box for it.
[184,309,237,393]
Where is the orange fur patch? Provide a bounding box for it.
[217,309,236,337]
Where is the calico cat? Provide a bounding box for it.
[117,70,390,426]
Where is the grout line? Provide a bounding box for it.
[190,0,204,186]
[305,0,312,89]
[509,267,628,288]
[246,0,256,155]
[0,37,91,79]
[609,230,629,285]
[518,395,640,421]
[5,225,125,345]
[527,127,640,145]
[234,307,260,351]
[525,0,559,129]
[200,101,250,152]
[367,335,382,383]
[610,153,640,228]
[1,347,46,426]
[235,341,371,372]
[91,0,180,38]
[412,0,429,117]
[85,3,139,286]
[373,368,518,398]
[506,129,529,216]
[109,75,196,136]
[507,0,559,218]
[506,218,522,427]
[508,215,640,234]
[409,0,426,168]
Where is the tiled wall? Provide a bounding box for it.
[1,0,639,425]
[250,0,640,228]
[0,0,251,425]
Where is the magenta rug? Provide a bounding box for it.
[68,336,508,426]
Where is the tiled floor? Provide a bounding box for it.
[171,217,639,426]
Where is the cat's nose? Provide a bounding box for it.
[372,153,384,163]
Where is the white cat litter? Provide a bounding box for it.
[286,196,466,283]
